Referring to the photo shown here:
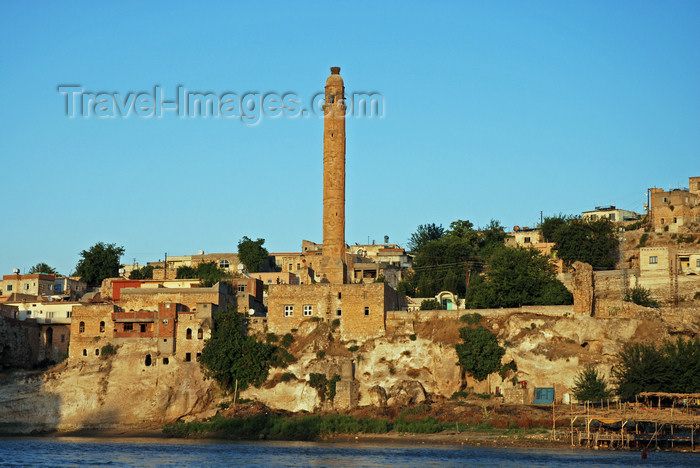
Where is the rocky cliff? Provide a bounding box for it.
[1,305,696,433]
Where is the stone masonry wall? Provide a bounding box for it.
[267,283,387,340]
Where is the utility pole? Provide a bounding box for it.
[540,211,543,226]
[619,228,627,300]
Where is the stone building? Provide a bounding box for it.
[0,272,56,297]
[638,245,700,303]
[267,283,402,340]
[649,176,700,233]
[582,206,641,223]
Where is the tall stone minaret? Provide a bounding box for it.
[319,66,347,284]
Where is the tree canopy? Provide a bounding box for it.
[572,366,611,402]
[465,247,572,308]
[199,309,294,392]
[75,242,124,287]
[238,237,269,273]
[541,215,618,268]
[398,219,506,298]
[611,337,700,400]
[175,262,230,286]
[129,265,154,280]
[407,223,445,253]
[455,325,505,381]
[28,262,58,275]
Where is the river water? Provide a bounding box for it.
[0,437,696,467]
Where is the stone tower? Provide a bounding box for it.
[319,66,347,284]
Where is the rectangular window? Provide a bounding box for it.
[338,292,342,299]
[296,263,300,270]
[185,353,192,362]
[24,284,29,290]
[673,217,677,223]
[609,213,616,221]
[303,305,313,316]
[237,284,247,292]
[663,197,668,203]
[48,284,53,290]
[660,218,665,224]
[61,334,65,343]
[696,259,700,268]
[523,237,530,243]
[284,305,294,317]
[140,324,147,333]
[364,306,370,316]
[649,256,658,264]
[124,323,133,331]
[6,285,11,291]
[336,309,342,317]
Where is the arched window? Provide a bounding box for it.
[82,349,87,356]
[145,354,152,366]
[95,348,100,356]
[186,328,192,340]
[99,321,105,333]
[79,321,85,333]
[219,259,230,269]
[197,328,203,340]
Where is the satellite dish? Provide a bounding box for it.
[238,264,246,272]
[119,268,126,276]
[248,309,255,316]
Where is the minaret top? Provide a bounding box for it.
[326,67,344,88]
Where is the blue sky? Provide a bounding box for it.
[0,0,698,275]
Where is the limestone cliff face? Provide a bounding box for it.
[1,307,693,431]
[0,342,216,434]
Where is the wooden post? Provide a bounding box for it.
[571,402,574,446]
[233,378,239,412]
[552,400,556,441]
[587,401,591,448]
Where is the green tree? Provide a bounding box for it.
[464,247,572,308]
[176,265,198,279]
[197,261,231,287]
[420,298,442,310]
[129,265,154,280]
[542,216,618,268]
[28,262,58,275]
[611,338,700,400]
[572,366,611,402]
[199,309,278,392]
[455,325,505,381]
[75,242,124,287]
[407,223,445,253]
[238,236,269,273]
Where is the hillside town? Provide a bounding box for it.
[1,68,699,451]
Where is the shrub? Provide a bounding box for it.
[280,333,295,348]
[624,286,659,308]
[409,334,417,341]
[402,350,411,357]
[280,372,297,382]
[100,343,116,359]
[348,345,359,353]
[450,391,470,400]
[331,318,340,329]
[637,233,649,248]
[459,313,483,325]
[266,333,279,343]
[316,350,326,359]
